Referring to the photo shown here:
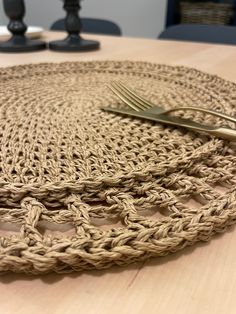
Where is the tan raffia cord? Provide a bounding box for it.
[0,60,235,275]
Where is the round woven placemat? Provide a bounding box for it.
[0,61,235,274]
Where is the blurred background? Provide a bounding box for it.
[0,0,235,39]
[0,0,167,38]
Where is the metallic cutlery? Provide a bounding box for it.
[109,81,236,124]
[102,81,236,141]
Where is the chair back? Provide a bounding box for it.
[51,18,122,36]
[159,24,236,45]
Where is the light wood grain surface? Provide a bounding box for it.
[0,32,236,314]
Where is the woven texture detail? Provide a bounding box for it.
[0,61,235,274]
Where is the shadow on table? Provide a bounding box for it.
[0,224,235,284]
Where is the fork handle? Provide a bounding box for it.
[165,107,236,124]
[208,127,236,141]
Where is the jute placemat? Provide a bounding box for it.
[0,61,235,274]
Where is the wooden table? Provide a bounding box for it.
[1,32,236,314]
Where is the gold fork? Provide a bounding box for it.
[109,81,236,124]
[102,81,236,141]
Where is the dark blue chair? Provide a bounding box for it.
[51,18,122,36]
[159,24,236,45]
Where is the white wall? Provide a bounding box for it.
[0,0,167,38]
[0,2,7,24]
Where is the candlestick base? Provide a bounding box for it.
[0,35,47,53]
[48,35,100,52]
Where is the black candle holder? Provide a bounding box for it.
[0,0,46,53]
[49,0,100,52]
